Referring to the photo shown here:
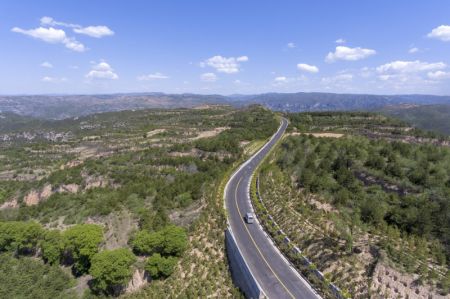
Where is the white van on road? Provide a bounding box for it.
[244,212,254,224]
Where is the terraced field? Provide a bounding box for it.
[255,112,450,298]
[0,105,278,298]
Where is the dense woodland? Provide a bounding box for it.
[277,135,450,261]
[255,112,450,297]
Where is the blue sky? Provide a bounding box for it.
[1,0,450,95]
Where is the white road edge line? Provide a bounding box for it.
[223,121,285,297]
[246,174,322,298]
[224,119,322,299]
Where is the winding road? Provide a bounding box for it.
[225,118,321,299]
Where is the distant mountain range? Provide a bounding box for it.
[2,92,450,119]
[0,93,228,119]
[381,104,450,136]
[229,92,450,112]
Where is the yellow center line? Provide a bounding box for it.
[234,175,296,299]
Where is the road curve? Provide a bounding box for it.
[225,118,321,299]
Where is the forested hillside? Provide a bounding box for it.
[255,112,450,298]
[381,104,450,135]
[0,105,277,298]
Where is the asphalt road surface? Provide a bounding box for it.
[225,118,321,299]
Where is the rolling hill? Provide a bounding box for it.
[381,104,450,135]
[2,92,450,120]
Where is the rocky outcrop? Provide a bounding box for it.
[84,176,109,190]
[0,198,18,210]
[40,184,52,198]
[23,190,40,206]
[125,269,149,293]
[22,183,79,207]
[57,184,79,193]
[23,184,52,206]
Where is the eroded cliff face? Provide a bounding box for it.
[126,269,149,293]
[22,184,78,207]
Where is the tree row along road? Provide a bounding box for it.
[225,118,321,299]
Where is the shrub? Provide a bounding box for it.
[131,225,187,257]
[0,221,43,254]
[90,248,136,295]
[63,224,103,275]
[41,230,64,265]
[145,253,178,279]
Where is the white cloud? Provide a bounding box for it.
[73,26,114,38]
[40,16,114,38]
[375,72,439,92]
[12,26,66,43]
[321,73,353,84]
[13,16,112,53]
[427,71,450,80]
[408,47,419,54]
[287,42,296,48]
[373,61,449,92]
[335,38,346,44]
[85,62,118,80]
[272,76,302,86]
[274,76,288,82]
[201,55,248,73]
[427,25,450,42]
[376,60,446,73]
[40,16,56,26]
[200,72,217,82]
[137,73,169,81]
[297,63,319,73]
[63,37,86,52]
[40,16,77,28]
[41,76,67,82]
[326,46,376,62]
[12,26,86,52]
[378,74,395,81]
[40,61,53,68]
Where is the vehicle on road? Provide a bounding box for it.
[244,212,254,224]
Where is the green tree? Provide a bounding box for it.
[131,230,164,255]
[365,154,385,170]
[160,225,188,256]
[41,230,64,265]
[131,225,187,257]
[63,224,103,275]
[90,248,136,295]
[385,161,403,178]
[0,221,43,255]
[0,253,76,299]
[175,192,192,208]
[152,207,170,231]
[145,253,178,279]
[334,188,351,206]
[360,197,387,226]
